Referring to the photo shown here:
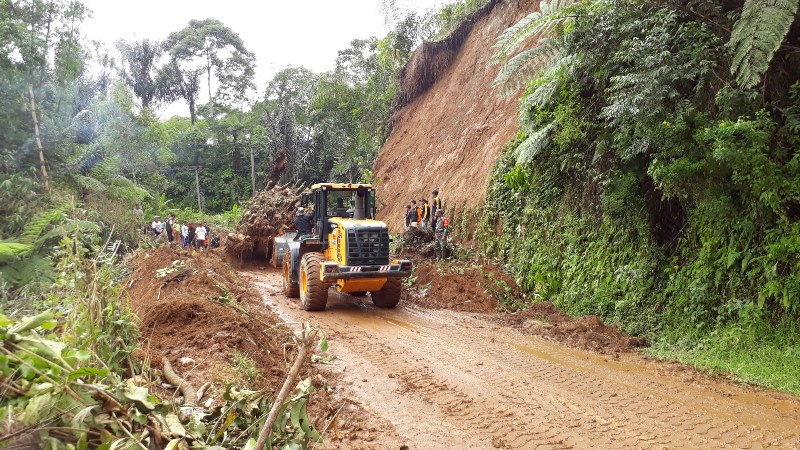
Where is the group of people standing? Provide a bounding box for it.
[149,214,212,249]
[405,189,445,231]
[405,189,449,258]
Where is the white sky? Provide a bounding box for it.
[81,0,443,119]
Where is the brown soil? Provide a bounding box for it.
[403,261,510,314]
[404,257,647,355]
[124,247,398,446]
[373,0,539,232]
[126,247,290,395]
[499,301,650,355]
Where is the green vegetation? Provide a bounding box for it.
[482,0,800,393]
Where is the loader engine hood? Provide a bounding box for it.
[329,218,390,266]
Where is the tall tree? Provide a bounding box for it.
[256,66,318,182]
[163,19,256,107]
[117,38,164,111]
[160,59,202,123]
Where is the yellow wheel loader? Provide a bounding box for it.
[273,183,412,311]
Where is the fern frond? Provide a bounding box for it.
[494,39,563,95]
[0,242,33,263]
[89,156,122,181]
[728,0,799,89]
[518,54,575,112]
[492,0,577,63]
[18,205,69,246]
[73,175,107,193]
[108,176,151,202]
[514,122,555,166]
[0,255,56,288]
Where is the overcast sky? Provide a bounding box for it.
[81,0,443,119]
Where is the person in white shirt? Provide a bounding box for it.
[151,216,163,237]
[181,221,190,248]
[195,224,207,249]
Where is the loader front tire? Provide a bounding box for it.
[300,252,328,311]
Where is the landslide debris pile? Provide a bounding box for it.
[224,182,304,261]
[126,247,290,393]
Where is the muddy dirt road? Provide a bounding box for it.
[244,268,800,449]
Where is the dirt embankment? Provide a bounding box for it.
[374,0,539,232]
[124,247,393,446]
[126,247,289,394]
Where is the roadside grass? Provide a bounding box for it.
[646,319,800,395]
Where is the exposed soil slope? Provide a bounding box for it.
[374,0,537,231]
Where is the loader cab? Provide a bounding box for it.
[307,183,378,249]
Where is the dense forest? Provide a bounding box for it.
[0,0,484,290]
[482,0,800,391]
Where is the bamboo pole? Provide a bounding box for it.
[195,167,202,212]
[250,146,256,197]
[28,85,50,192]
[255,325,317,450]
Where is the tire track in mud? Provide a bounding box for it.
[244,269,800,449]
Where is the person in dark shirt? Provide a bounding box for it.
[404,204,414,230]
[294,207,314,236]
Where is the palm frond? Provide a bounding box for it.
[728,0,799,89]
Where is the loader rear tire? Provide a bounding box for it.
[370,278,401,308]
[300,252,328,311]
[282,250,299,298]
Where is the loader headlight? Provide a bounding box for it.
[401,262,412,271]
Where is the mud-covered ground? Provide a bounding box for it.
[243,266,800,449]
[126,248,800,449]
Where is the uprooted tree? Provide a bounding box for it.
[224,182,305,261]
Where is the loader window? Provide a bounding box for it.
[326,191,355,218]
[323,188,375,219]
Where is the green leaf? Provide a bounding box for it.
[728,0,800,88]
[124,380,156,410]
[318,337,328,353]
[10,310,55,334]
[71,405,98,430]
[68,367,110,381]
